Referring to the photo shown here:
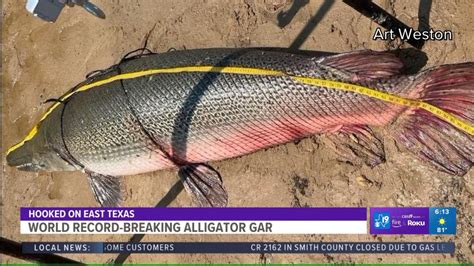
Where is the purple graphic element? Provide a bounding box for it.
[370,207,429,234]
[21,207,367,221]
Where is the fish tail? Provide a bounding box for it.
[392,62,474,176]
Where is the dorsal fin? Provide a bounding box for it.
[319,50,404,79]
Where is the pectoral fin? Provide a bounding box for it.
[325,125,385,167]
[86,171,124,207]
[178,164,228,207]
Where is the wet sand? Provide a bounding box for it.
[1,0,473,263]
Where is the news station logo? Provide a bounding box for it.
[373,212,390,230]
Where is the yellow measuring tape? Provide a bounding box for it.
[6,65,474,155]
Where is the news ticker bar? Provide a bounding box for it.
[22,242,454,254]
[20,207,456,235]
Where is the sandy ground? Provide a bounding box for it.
[1,0,473,264]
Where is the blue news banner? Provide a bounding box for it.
[22,242,454,254]
[20,207,456,254]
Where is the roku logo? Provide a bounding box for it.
[407,220,425,226]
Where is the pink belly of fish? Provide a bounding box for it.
[182,107,401,163]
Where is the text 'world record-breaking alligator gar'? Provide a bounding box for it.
[6,48,474,207]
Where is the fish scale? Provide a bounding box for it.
[66,68,397,175]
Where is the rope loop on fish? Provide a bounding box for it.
[43,98,65,105]
[120,48,156,63]
[115,63,180,167]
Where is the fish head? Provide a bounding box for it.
[6,129,76,172]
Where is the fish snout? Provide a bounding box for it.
[6,145,40,172]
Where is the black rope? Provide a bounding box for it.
[119,25,158,64]
[36,96,82,169]
[142,23,157,54]
[119,48,156,63]
[0,237,83,264]
[115,64,180,166]
[58,98,86,170]
[43,98,65,104]
[86,64,120,80]
[85,69,107,79]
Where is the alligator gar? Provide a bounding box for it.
[6,48,474,207]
